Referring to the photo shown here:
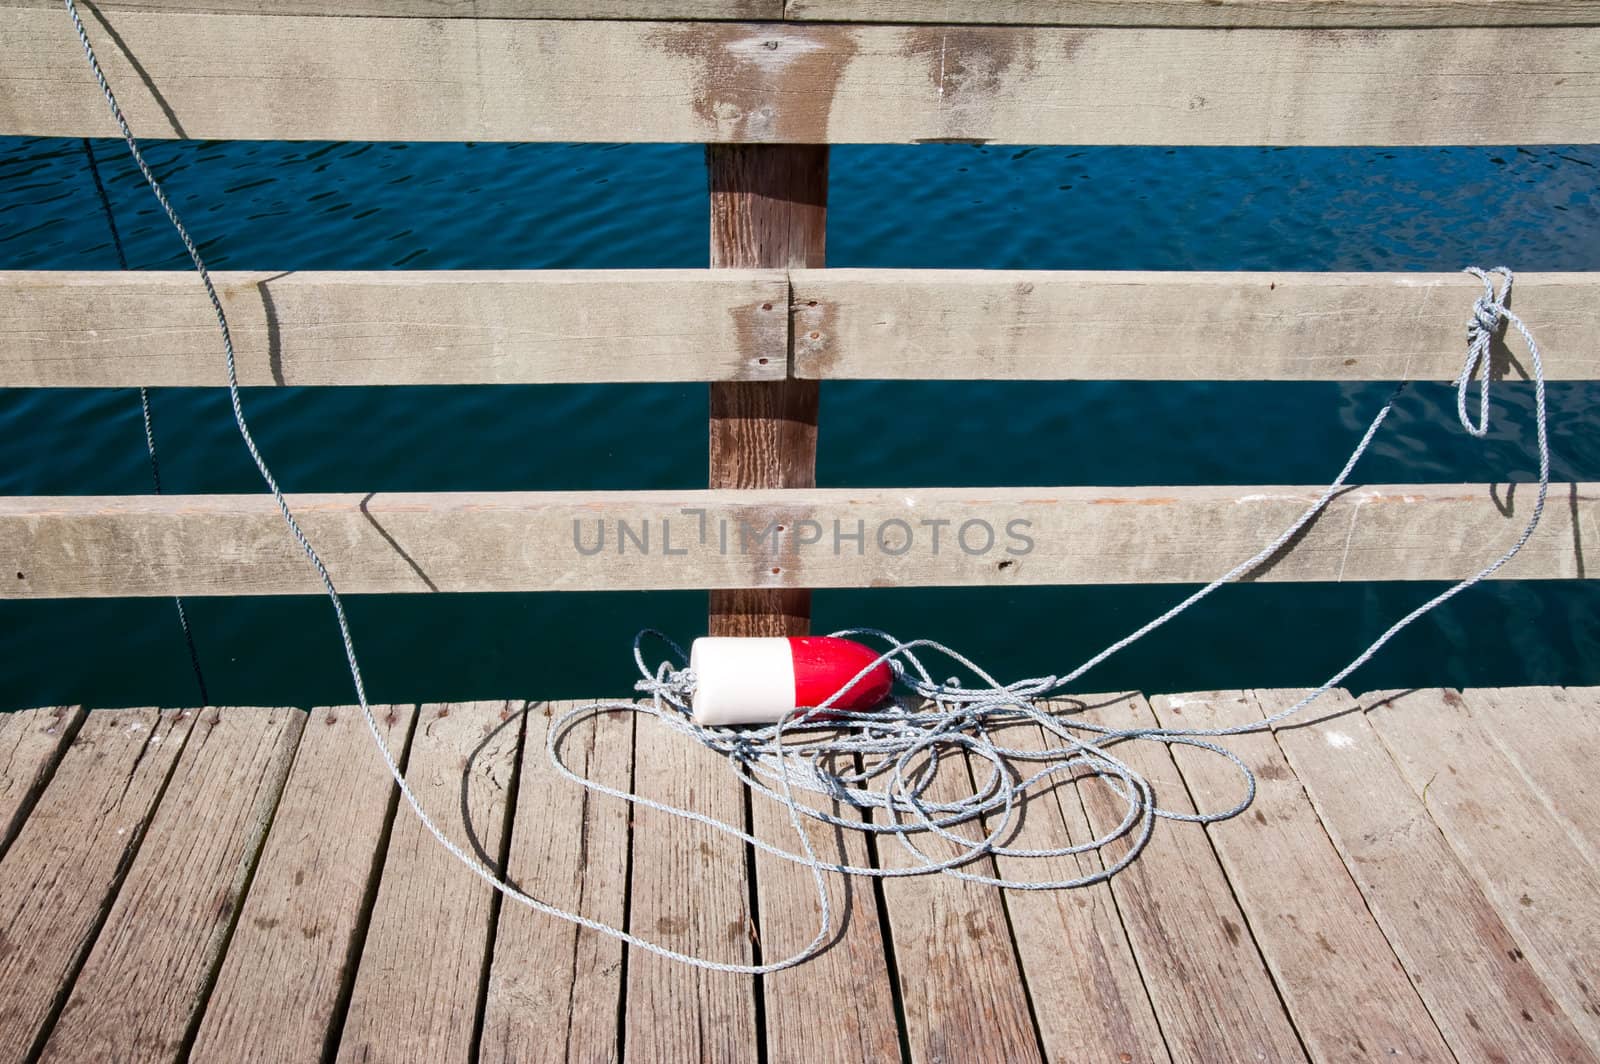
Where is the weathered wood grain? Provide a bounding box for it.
[0,704,82,857]
[1364,687,1600,1049]
[980,719,1169,1063]
[5,0,1584,23]
[38,706,303,1063]
[1267,687,1595,1061]
[479,701,632,1064]
[708,144,825,638]
[0,270,788,387]
[792,270,1600,381]
[783,0,1594,26]
[625,708,757,1061]
[189,705,416,1064]
[0,708,194,1060]
[6,13,1597,144]
[1075,693,1305,1061]
[1461,686,1600,870]
[0,0,783,16]
[874,731,1043,1063]
[1149,691,1451,1061]
[4,482,1591,598]
[335,702,522,1064]
[751,743,900,1063]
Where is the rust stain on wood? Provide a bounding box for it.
[1090,496,1180,506]
[792,297,840,377]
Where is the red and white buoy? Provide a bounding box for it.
[689,636,894,726]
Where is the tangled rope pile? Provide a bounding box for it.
[64,0,1553,974]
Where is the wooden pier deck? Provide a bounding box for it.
[0,687,1596,1062]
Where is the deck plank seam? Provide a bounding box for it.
[21,707,202,1064]
[464,702,530,1064]
[558,702,597,1062]
[614,705,640,1064]
[1150,692,1314,1062]
[317,704,424,1064]
[854,751,914,1064]
[743,774,770,1064]
[1248,690,1459,1058]
[0,706,87,865]
[959,746,1050,1062]
[175,708,308,1060]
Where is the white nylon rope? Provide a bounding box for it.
[64,0,1555,974]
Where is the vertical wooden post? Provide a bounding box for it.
[707,144,826,638]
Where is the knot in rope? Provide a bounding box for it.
[1459,265,1514,438]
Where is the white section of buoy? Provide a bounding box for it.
[690,637,796,726]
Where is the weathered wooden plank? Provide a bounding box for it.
[980,719,1169,1063]
[0,0,783,16]
[708,144,824,638]
[1149,691,1451,1061]
[1364,687,1600,1049]
[4,482,1592,598]
[624,708,758,1062]
[783,0,1593,26]
[479,701,632,1064]
[1460,686,1600,869]
[0,270,788,387]
[0,708,194,1061]
[0,704,82,856]
[874,730,1043,1063]
[6,12,1598,145]
[335,702,521,1064]
[189,704,416,1064]
[1075,693,1306,1061]
[751,744,901,1063]
[38,706,303,1063]
[792,270,1600,381]
[1267,687,1594,1061]
[6,0,1585,24]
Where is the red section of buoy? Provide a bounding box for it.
[789,636,893,711]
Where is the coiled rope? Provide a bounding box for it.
[65,0,1553,974]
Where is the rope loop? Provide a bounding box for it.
[1459,265,1514,438]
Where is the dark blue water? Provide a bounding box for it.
[2,138,1597,710]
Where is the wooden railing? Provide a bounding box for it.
[1,2,1596,638]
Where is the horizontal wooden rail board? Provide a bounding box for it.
[3,482,1591,597]
[792,270,1600,381]
[0,271,788,387]
[0,0,784,16]
[783,0,1597,26]
[6,12,1598,144]
[7,0,1587,25]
